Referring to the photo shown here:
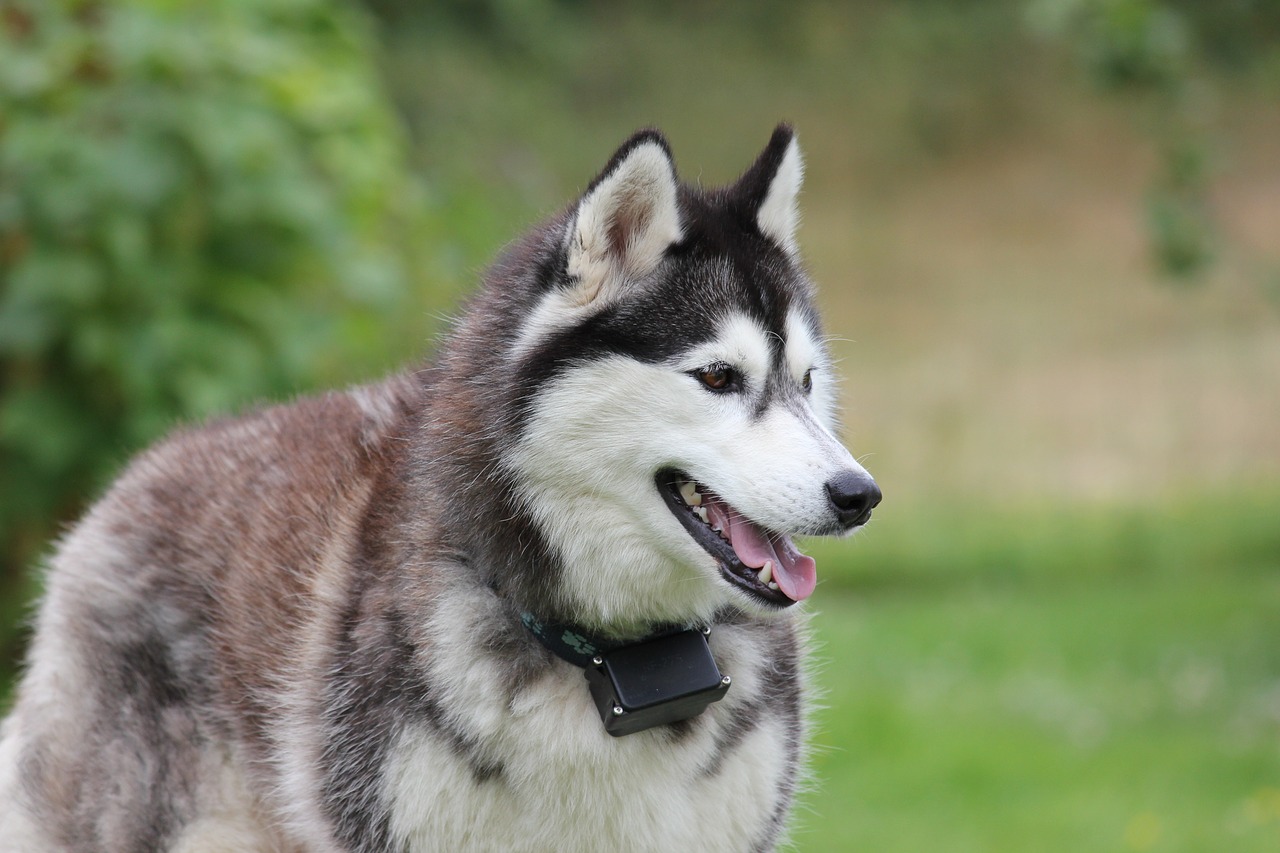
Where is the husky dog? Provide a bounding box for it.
[0,125,879,852]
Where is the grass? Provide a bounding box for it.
[793,490,1280,852]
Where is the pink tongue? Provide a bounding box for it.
[704,496,817,601]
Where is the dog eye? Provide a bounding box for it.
[693,363,741,392]
[802,369,813,393]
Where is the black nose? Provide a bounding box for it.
[825,471,882,528]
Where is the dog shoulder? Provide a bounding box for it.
[83,373,418,548]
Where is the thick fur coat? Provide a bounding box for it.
[0,126,879,852]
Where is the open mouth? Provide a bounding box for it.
[656,469,817,607]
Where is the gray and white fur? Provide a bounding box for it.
[0,125,880,852]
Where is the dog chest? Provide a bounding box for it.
[381,647,800,853]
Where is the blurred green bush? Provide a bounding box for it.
[1030,0,1279,280]
[0,0,432,667]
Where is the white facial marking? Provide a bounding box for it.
[509,309,868,623]
[784,309,838,428]
[508,353,733,629]
[676,313,771,381]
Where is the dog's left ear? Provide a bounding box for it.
[736,123,804,256]
[565,130,683,306]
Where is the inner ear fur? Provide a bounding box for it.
[565,130,683,306]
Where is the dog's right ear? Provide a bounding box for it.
[564,130,683,307]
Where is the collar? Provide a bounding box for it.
[520,612,698,668]
[520,611,731,737]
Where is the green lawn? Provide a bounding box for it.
[794,493,1280,852]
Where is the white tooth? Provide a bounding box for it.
[768,581,779,590]
[757,561,773,585]
[694,507,709,523]
[679,481,698,505]
[689,490,702,506]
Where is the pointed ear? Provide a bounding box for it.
[736,123,804,255]
[565,130,683,306]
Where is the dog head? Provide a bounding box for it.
[495,126,880,629]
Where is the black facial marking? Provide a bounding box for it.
[514,241,811,435]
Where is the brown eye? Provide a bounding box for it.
[692,363,740,392]
[802,369,813,393]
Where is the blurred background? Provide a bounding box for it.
[2,0,1278,849]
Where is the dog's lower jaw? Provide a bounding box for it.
[656,469,803,610]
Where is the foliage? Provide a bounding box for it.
[1027,0,1279,282]
[369,0,1278,289]
[0,0,430,659]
